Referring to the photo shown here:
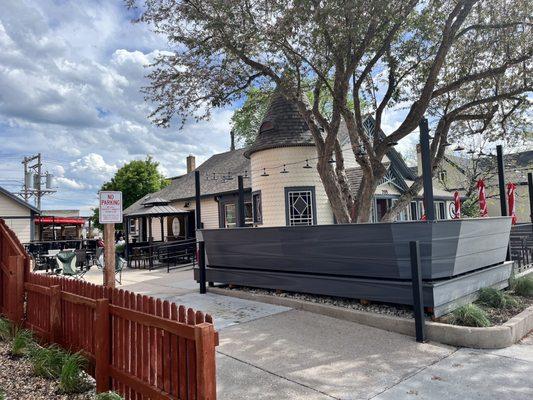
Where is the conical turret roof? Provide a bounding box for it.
[244,89,315,158]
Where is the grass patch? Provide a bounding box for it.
[0,318,12,341]
[29,344,68,379]
[59,352,89,394]
[450,304,491,327]
[95,391,123,400]
[477,287,518,309]
[10,328,33,358]
[511,276,533,297]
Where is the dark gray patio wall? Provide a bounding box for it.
[200,217,512,280]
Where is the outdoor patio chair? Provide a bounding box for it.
[96,253,125,284]
[55,251,86,279]
[75,249,88,271]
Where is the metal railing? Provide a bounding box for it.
[510,223,533,274]
[127,238,196,272]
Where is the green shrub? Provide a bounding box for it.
[451,304,491,327]
[0,318,12,341]
[10,328,33,357]
[477,287,518,309]
[95,392,123,400]
[512,276,533,297]
[29,344,68,379]
[59,352,89,394]
[0,387,5,400]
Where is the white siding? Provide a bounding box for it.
[250,147,334,227]
[172,198,220,229]
[0,193,32,243]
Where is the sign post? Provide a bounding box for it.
[99,191,123,288]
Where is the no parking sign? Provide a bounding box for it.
[99,191,123,224]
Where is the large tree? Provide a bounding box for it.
[91,156,169,228]
[128,0,532,223]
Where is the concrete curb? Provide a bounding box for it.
[209,287,533,349]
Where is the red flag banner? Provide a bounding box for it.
[476,180,488,217]
[453,191,461,219]
[507,182,517,225]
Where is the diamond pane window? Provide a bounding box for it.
[286,188,315,226]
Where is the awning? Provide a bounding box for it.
[35,217,85,225]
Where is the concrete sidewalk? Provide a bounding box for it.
[85,267,533,399]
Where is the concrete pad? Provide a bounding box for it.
[484,332,533,363]
[373,348,533,400]
[164,292,291,329]
[219,310,454,400]
[217,353,332,400]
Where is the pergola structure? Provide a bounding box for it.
[123,197,191,269]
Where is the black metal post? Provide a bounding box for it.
[195,170,202,229]
[410,241,426,343]
[148,216,153,270]
[198,239,206,294]
[496,145,507,217]
[124,216,130,268]
[527,172,533,224]
[419,118,435,221]
[194,170,207,293]
[237,175,245,227]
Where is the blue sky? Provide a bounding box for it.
[0,0,415,216]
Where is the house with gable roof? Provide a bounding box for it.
[124,89,456,243]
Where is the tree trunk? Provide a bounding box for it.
[354,163,386,222]
[316,158,352,223]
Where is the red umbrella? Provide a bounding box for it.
[507,182,517,225]
[476,179,488,217]
[453,191,461,219]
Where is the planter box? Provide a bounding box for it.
[200,217,512,280]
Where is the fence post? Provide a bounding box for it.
[95,298,111,393]
[49,285,61,343]
[409,241,426,343]
[195,323,217,400]
[9,255,25,325]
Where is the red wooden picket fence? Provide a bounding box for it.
[0,219,218,399]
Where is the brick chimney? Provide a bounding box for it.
[186,155,196,173]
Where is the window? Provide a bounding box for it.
[224,204,236,228]
[435,201,446,220]
[128,219,136,234]
[252,191,262,224]
[410,201,419,221]
[285,187,316,226]
[244,202,253,225]
[393,199,409,221]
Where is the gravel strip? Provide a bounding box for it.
[225,285,416,319]
[225,286,533,326]
[0,341,94,400]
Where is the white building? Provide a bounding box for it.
[124,90,455,242]
[0,185,40,243]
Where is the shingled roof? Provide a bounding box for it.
[244,89,314,158]
[124,149,251,216]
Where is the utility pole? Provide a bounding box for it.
[18,153,56,210]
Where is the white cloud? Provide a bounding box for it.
[0,0,232,211]
[55,177,86,190]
